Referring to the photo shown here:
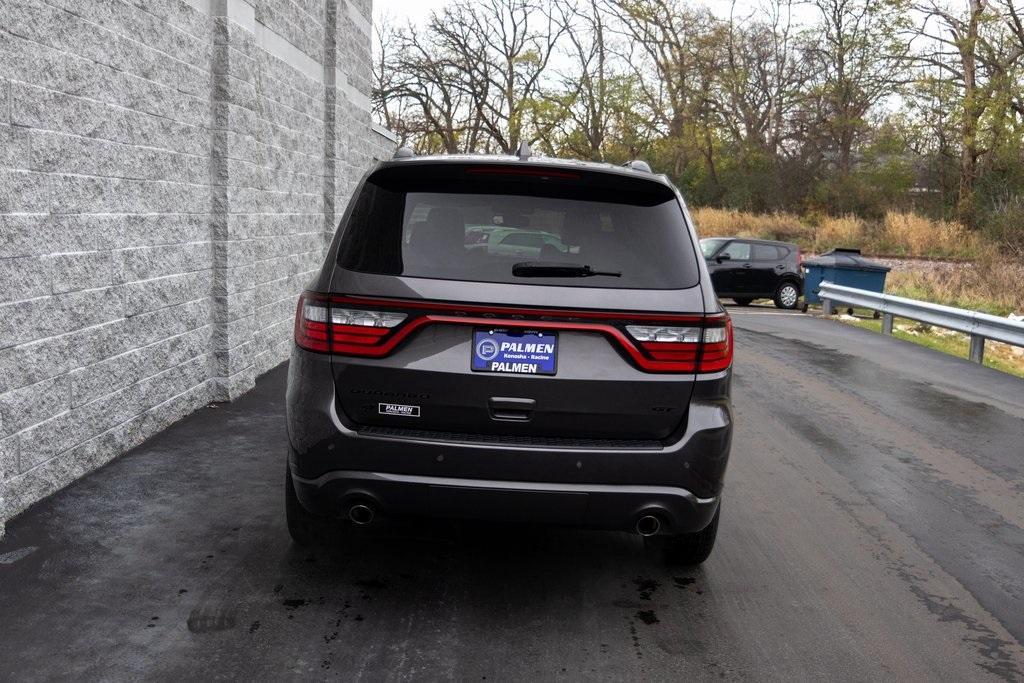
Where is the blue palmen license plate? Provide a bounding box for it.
[471,329,558,375]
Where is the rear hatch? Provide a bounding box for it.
[301,161,727,442]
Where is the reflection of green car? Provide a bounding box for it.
[486,229,567,258]
[464,225,503,247]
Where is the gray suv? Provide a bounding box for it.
[285,153,733,564]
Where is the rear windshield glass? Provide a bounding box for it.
[336,164,700,289]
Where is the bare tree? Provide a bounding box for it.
[987,0,1024,124]
[374,17,473,152]
[608,0,723,176]
[544,0,612,160]
[371,0,1024,232]
[912,0,1024,224]
[426,0,572,153]
[802,0,912,173]
[719,0,807,157]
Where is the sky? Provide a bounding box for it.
[372,0,821,67]
[375,0,448,24]
[371,0,911,129]
[373,0,820,27]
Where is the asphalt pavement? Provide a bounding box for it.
[1,307,1023,681]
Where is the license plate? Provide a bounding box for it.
[471,329,558,375]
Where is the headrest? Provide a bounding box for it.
[409,206,466,254]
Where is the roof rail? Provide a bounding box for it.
[623,159,652,173]
[393,146,415,159]
[517,141,532,161]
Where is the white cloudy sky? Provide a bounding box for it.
[375,0,448,24]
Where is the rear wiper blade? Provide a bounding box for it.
[512,262,622,278]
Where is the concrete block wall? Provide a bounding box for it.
[0,0,396,535]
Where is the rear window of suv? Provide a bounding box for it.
[336,163,700,289]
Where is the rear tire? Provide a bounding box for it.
[773,282,800,309]
[285,466,334,546]
[654,505,720,566]
[732,297,753,306]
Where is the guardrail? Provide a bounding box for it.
[818,281,1024,364]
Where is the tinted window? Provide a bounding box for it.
[719,241,751,260]
[752,244,781,260]
[500,233,546,248]
[700,238,728,258]
[337,165,700,289]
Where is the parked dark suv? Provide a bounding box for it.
[700,237,803,309]
[285,152,733,565]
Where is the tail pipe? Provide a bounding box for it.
[635,514,662,537]
[348,503,375,525]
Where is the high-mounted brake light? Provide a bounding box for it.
[294,292,733,373]
[465,166,580,180]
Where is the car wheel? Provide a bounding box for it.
[774,282,800,309]
[647,505,721,566]
[732,297,753,306]
[285,466,334,546]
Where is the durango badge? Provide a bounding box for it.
[378,402,421,417]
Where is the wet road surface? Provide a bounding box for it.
[2,309,1023,680]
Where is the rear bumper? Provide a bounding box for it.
[291,469,720,534]
[286,347,732,534]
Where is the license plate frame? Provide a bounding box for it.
[471,328,558,375]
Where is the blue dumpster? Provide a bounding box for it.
[802,248,890,305]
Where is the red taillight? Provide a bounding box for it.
[696,317,733,372]
[294,294,330,353]
[294,291,733,373]
[294,293,405,355]
[627,316,733,373]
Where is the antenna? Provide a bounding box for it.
[393,146,415,159]
[517,141,532,161]
[623,160,652,173]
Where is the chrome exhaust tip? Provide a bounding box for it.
[636,515,661,537]
[348,504,375,525]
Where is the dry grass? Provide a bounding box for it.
[692,206,1019,315]
[813,215,866,252]
[874,212,982,258]
[691,208,813,243]
[690,207,982,259]
[885,256,1024,316]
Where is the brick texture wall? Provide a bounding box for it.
[0,0,396,535]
